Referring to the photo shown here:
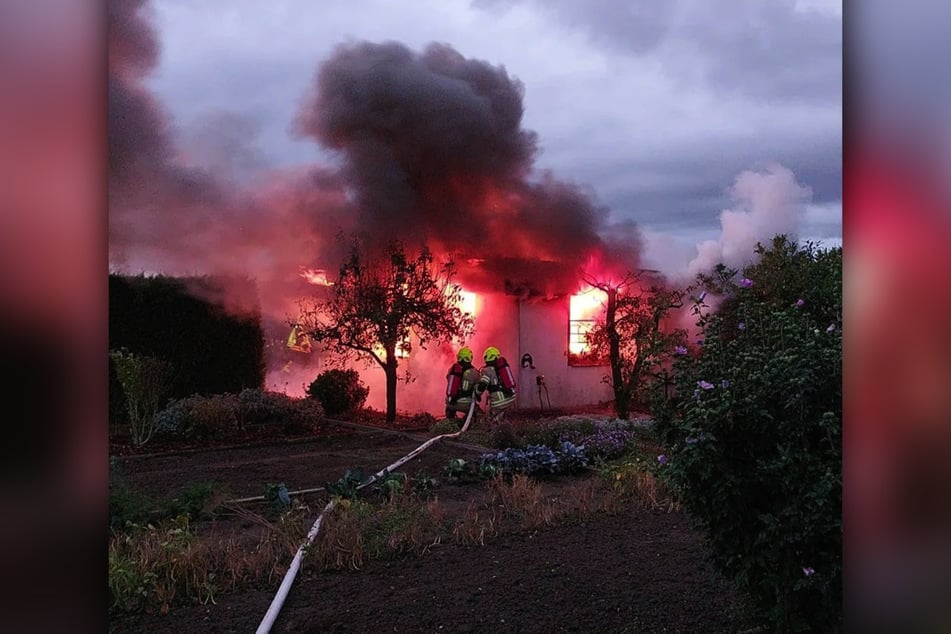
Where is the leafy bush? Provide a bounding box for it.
[110,349,173,445]
[489,421,529,450]
[479,442,589,477]
[306,369,369,416]
[652,237,841,632]
[164,481,226,522]
[109,459,154,531]
[495,416,638,461]
[154,389,323,441]
[325,468,367,499]
[264,482,292,511]
[430,418,461,435]
[556,427,637,461]
[109,458,227,532]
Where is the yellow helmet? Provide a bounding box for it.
[457,347,473,363]
[483,346,500,363]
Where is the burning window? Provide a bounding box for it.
[458,290,477,316]
[568,287,608,366]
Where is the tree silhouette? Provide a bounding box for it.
[584,270,685,419]
[298,238,474,422]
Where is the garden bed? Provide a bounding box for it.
[109,417,758,633]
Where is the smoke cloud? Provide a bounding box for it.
[295,40,634,296]
[108,0,354,315]
[685,163,812,279]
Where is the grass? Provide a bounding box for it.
[109,417,675,615]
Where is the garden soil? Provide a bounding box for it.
[110,425,757,633]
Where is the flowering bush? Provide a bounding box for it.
[558,428,637,461]
[479,442,589,477]
[523,416,641,458]
[652,236,841,631]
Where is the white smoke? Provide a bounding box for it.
[685,163,812,279]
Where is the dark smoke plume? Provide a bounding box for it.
[107,0,352,314]
[295,40,638,295]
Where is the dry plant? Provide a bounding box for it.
[305,493,446,571]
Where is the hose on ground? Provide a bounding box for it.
[255,399,478,634]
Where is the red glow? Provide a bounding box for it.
[569,286,607,356]
[458,289,478,317]
[299,266,333,286]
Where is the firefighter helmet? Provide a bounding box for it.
[483,346,500,363]
[457,346,473,363]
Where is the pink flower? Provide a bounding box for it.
[796,298,805,307]
[675,345,688,355]
[740,278,754,288]
[802,567,815,577]
[698,380,715,390]
[826,324,836,333]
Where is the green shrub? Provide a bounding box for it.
[154,389,324,441]
[164,481,227,522]
[489,421,529,450]
[110,458,227,531]
[306,369,369,416]
[653,236,841,632]
[154,393,239,441]
[109,459,155,531]
[430,418,461,435]
[110,349,173,445]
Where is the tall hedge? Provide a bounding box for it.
[109,274,265,408]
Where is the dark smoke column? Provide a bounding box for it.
[295,41,627,294]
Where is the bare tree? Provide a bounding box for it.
[584,270,685,419]
[298,239,474,422]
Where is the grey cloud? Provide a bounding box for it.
[474,0,841,104]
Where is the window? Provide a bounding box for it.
[568,288,608,366]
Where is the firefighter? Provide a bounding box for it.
[476,346,517,421]
[445,347,479,419]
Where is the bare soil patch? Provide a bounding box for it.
[109,420,758,633]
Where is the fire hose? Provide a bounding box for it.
[255,396,479,634]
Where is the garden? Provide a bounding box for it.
[108,237,841,633]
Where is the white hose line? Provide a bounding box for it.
[255,399,478,634]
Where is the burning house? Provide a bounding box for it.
[276,254,665,416]
[109,3,671,415]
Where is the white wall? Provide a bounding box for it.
[516,297,613,409]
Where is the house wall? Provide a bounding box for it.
[516,297,613,409]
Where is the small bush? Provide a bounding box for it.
[307,493,445,571]
[154,389,323,441]
[109,459,155,531]
[154,393,238,441]
[430,418,461,435]
[489,421,528,450]
[306,369,369,416]
[164,481,227,522]
[109,512,300,614]
[110,349,173,445]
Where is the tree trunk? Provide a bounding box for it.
[605,288,630,420]
[384,344,399,422]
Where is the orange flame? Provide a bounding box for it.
[299,267,333,286]
[569,286,607,356]
[458,290,478,317]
